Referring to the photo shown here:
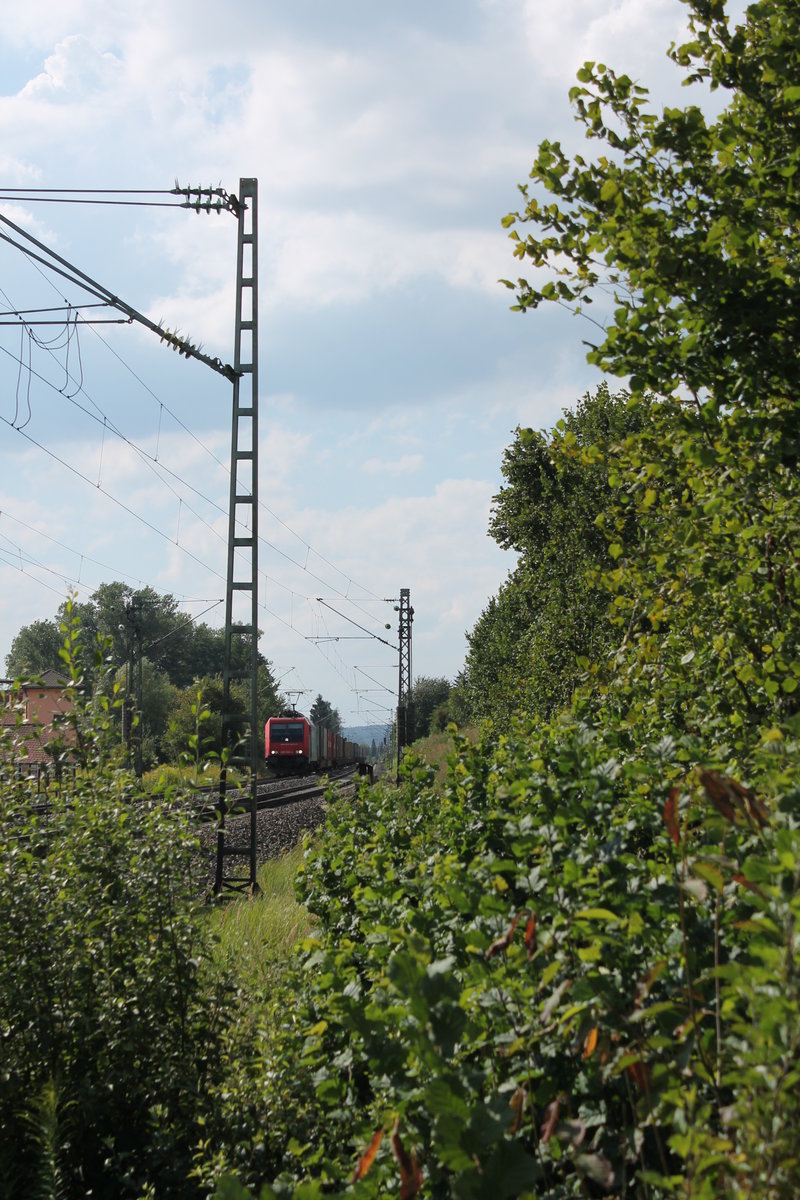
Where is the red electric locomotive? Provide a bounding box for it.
[265,709,367,775]
[264,711,311,773]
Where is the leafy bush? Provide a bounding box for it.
[0,612,229,1198]
[208,722,799,1199]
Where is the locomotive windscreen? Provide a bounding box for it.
[272,721,305,742]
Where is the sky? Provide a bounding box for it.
[0,0,732,736]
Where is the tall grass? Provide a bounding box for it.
[209,845,314,992]
[408,726,477,789]
[143,761,245,793]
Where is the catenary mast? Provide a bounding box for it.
[214,178,260,895]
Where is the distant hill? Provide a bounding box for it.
[343,725,389,748]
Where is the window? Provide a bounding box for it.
[271,720,305,743]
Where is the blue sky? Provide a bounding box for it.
[0,0,732,733]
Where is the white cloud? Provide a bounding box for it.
[0,203,59,247]
[362,454,423,476]
[0,155,41,182]
[265,212,511,309]
[20,36,122,101]
[140,209,512,348]
[519,0,686,88]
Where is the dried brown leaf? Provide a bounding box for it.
[524,913,537,958]
[733,872,767,898]
[540,1097,560,1144]
[352,1128,384,1182]
[700,769,769,827]
[626,1060,651,1092]
[486,912,521,958]
[582,1027,598,1060]
[391,1118,422,1200]
[663,788,681,845]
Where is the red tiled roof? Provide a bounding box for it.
[3,723,53,764]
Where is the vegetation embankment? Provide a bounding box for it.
[1,2,799,1196]
[209,846,315,992]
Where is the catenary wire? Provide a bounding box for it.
[3,238,387,615]
[0,219,399,703]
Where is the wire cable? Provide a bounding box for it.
[2,246,387,613]
[0,208,397,703]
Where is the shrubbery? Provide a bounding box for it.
[0,615,230,1198]
[201,721,799,1199]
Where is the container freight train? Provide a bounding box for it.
[265,712,365,775]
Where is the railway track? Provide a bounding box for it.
[194,766,361,893]
[195,765,359,818]
[9,766,364,895]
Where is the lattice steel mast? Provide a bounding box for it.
[214,177,260,895]
[395,587,414,781]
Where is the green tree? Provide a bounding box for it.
[162,665,282,763]
[503,0,800,417]
[7,584,261,695]
[5,618,64,678]
[309,693,341,734]
[464,385,645,725]
[113,657,178,768]
[501,0,800,745]
[410,675,451,739]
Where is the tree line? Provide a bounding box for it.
[4,583,285,769]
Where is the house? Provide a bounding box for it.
[0,669,74,775]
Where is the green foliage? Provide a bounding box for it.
[464,385,646,725]
[142,759,244,794]
[496,0,800,751]
[113,655,178,767]
[205,5,800,1198]
[5,582,284,769]
[204,724,800,1199]
[410,675,452,739]
[6,579,277,698]
[309,694,342,735]
[6,8,800,1199]
[503,0,800,418]
[209,847,315,1001]
[3,617,65,678]
[0,607,228,1197]
[163,667,282,762]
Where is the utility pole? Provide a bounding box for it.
[133,598,143,780]
[214,178,260,896]
[122,596,143,777]
[395,587,414,782]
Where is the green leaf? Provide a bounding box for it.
[574,907,620,922]
[693,861,725,894]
